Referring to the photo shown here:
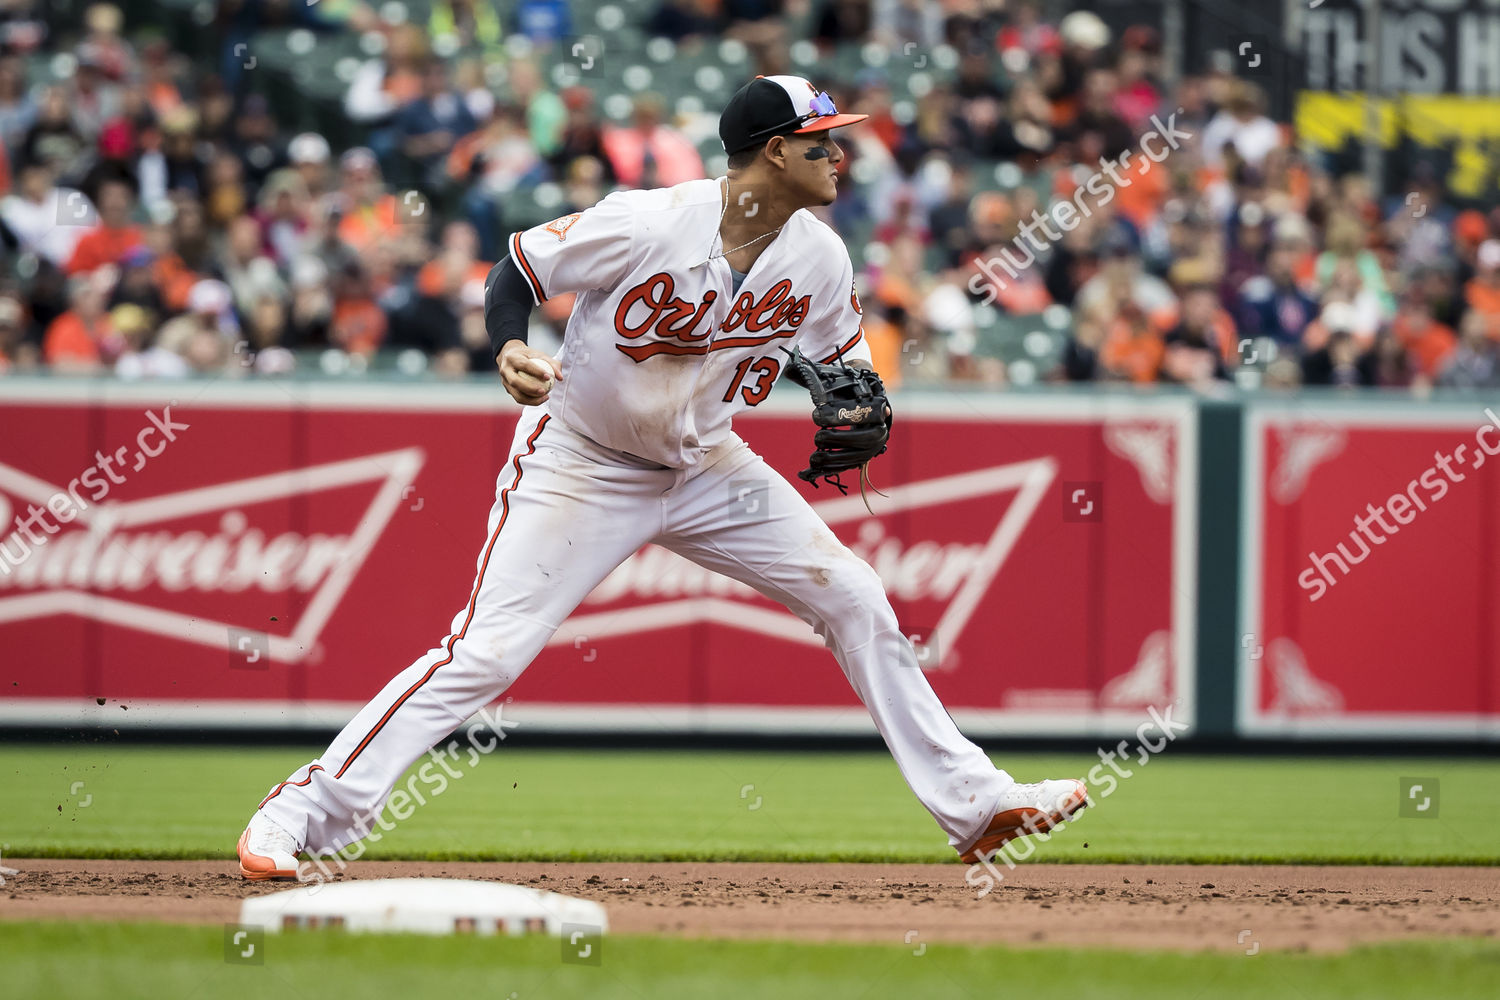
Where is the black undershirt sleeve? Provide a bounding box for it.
[484,256,535,359]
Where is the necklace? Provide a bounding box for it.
[694,177,784,269]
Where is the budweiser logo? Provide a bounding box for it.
[557,457,1059,656]
[0,449,424,663]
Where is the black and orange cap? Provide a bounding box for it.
[719,75,868,154]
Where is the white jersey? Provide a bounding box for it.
[509,177,871,468]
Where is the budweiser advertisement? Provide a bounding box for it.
[0,382,1196,737]
[1240,401,1500,739]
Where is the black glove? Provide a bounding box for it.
[779,346,892,498]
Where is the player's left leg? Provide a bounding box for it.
[657,441,1053,853]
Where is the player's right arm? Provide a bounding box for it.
[485,256,562,406]
[483,194,637,406]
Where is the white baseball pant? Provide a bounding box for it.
[257,410,1015,854]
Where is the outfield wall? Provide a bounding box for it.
[0,380,1495,741]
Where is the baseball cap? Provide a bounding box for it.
[719,75,868,155]
[339,146,378,173]
[187,278,233,315]
[288,132,331,166]
[1479,239,1500,271]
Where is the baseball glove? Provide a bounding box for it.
[779,346,892,508]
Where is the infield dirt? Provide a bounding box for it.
[3,861,1497,952]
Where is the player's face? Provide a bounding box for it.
[784,131,843,207]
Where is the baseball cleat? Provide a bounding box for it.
[238,811,303,881]
[958,778,1089,864]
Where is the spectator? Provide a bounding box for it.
[1110,36,1161,133]
[159,105,207,197]
[1064,68,1134,162]
[159,196,212,306]
[345,23,428,126]
[0,54,36,151]
[1200,81,1282,170]
[1061,313,1105,381]
[1161,279,1234,385]
[20,86,87,178]
[329,261,387,356]
[1074,233,1177,324]
[109,245,166,321]
[1438,311,1500,388]
[69,45,124,142]
[65,176,142,276]
[515,0,572,45]
[43,270,117,372]
[158,277,236,356]
[332,147,398,254]
[1099,300,1166,383]
[0,0,1478,397]
[1,161,90,267]
[450,276,495,373]
[549,86,615,183]
[242,294,297,375]
[112,302,188,379]
[398,57,477,188]
[508,58,566,160]
[138,38,183,119]
[873,0,943,50]
[1315,212,1394,322]
[1463,239,1500,339]
[1238,238,1318,349]
[428,0,502,56]
[1300,304,1374,387]
[652,0,722,41]
[560,155,608,214]
[220,215,286,320]
[601,95,704,189]
[723,1,787,74]
[230,94,283,192]
[288,256,334,348]
[80,4,136,82]
[287,132,334,202]
[0,294,35,372]
[255,168,313,267]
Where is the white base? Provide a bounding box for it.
[237,878,608,936]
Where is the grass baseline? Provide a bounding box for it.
[4,746,1497,864]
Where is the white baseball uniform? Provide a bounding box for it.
[256,178,1016,855]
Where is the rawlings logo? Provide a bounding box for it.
[838,405,873,422]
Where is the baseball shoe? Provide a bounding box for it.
[958,778,1089,864]
[238,811,302,881]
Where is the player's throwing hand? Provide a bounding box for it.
[497,341,563,406]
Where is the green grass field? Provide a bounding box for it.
[4,924,1497,1000]
[4,745,1497,864]
[5,746,1498,999]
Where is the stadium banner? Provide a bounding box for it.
[1299,0,1500,96]
[0,381,1196,738]
[1293,0,1500,199]
[1239,399,1500,739]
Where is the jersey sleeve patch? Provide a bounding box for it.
[542,213,582,241]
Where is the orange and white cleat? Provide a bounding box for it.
[958,778,1089,864]
[237,812,303,881]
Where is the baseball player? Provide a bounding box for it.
[239,76,1086,880]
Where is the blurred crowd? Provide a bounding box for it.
[0,0,1496,392]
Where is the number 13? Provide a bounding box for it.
[723,356,781,405]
